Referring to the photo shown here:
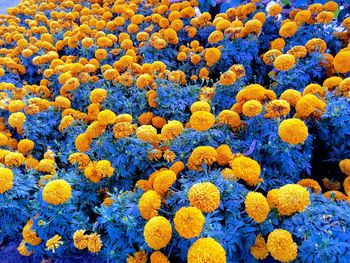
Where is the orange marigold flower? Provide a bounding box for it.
[230,156,262,186]
[42,179,72,205]
[295,94,326,119]
[278,118,308,145]
[245,192,270,223]
[204,48,221,67]
[219,70,237,86]
[73,230,88,250]
[188,182,220,212]
[274,54,295,71]
[127,250,148,263]
[22,219,42,246]
[87,233,103,253]
[188,146,217,171]
[340,159,350,176]
[187,238,226,263]
[138,190,162,220]
[150,251,169,263]
[153,170,176,195]
[242,100,263,117]
[75,133,91,152]
[144,216,172,250]
[268,4,282,16]
[267,229,298,262]
[303,83,325,97]
[174,206,205,239]
[276,184,310,216]
[333,49,350,73]
[216,144,234,166]
[0,167,14,194]
[323,190,347,201]
[280,89,301,107]
[218,110,240,129]
[265,99,290,118]
[279,21,298,38]
[250,234,269,260]
[190,111,215,131]
[297,178,322,193]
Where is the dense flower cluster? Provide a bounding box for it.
[0,0,350,262]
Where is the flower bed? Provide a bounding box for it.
[1,0,350,262]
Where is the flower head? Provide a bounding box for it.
[42,179,72,205]
[274,54,295,71]
[187,238,226,263]
[174,206,205,239]
[87,233,103,253]
[73,230,88,250]
[267,229,298,262]
[144,216,172,250]
[188,146,218,171]
[153,170,177,195]
[340,159,350,176]
[0,167,14,194]
[278,118,308,145]
[230,156,262,186]
[190,111,215,131]
[127,251,148,263]
[250,234,268,260]
[46,235,63,253]
[138,190,162,220]
[276,184,310,216]
[242,100,262,117]
[245,192,270,223]
[188,182,220,212]
[150,251,169,263]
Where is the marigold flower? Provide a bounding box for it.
[218,110,240,128]
[297,178,322,193]
[295,10,311,24]
[174,206,205,239]
[208,30,223,44]
[230,156,262,186]
[150,251,169,263]
[46,234,63,253]
[36,158,56,174]
[324,1,338,12]
[333,49,350,73]
[322,178,341,191]
[17,240,33,256]
[127,251,148,263]
[267,229,298,262]
[188,182,220,212]
[187,238,226,263]
[278,118,308,145]
[303,83,325,97]
[0,167,14,194]
[323,190,347,201]
[90,88,107,103]
[73,230,88,250]
[216,144,234,166]
[295,94,326,118]
[204,48,221,67]
[190,101,210,113]
[219,70,237,86]
[153,170,176,195]
[273,54,295,71]
[279,22,298,38]
[305,38,327,53]
[137,125,158,144]
[242,100,262,117]
[245,19,262,35]
[190,111,215,132]
[340,159,350,176]
[188,146,217,171]
[5,152,25,167]
[42,179,72,205]
[250,234,268,260]
[138,190,161,220]
[8,112,26,128]
[245,192,270,223]
[265,99,290,118]
[276,184,310,216]
[87,233,103,253]
[169,161,184,174]
[144,216,172,250]
[287,45,307,59]
[97,110,117,126]
[22,219,42,246]
[75,133,91,152]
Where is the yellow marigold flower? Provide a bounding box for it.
[59,115,75,132]
[136,125,158,144]
[174,206,205,239]
[0,167,14,194]
[242,100,263,117]
[97,110,117,126]
[8,112,26,128]
[69,153,90,170]
[163,149,176,162]
[0,133,8,147]
[96,160,114,177]
[46,234,63,253]
[278,118,308,145]
[274,54,295,71]
[245,19,262,35]
[160,120,183,140]
[265,99,291,118]
[245,192,270,223]
[208,30,223,44]
[218,110,240,128]
[323,76,342,91]
[22,219,42,246]
[339,78,350,93]
[267,189,280,209]
[287,45,307,59]
[169,161,184,175]
[190,101,211,113]
[150,251,169,263]
[8,100,25,113]
[17,240,33,256]
[73,230,89,250]
[230,156,262,186]
[75,133,91,152]
[113,122,136,139]
[136,74,154,89]
[216,144,234,166]
[276,184,310,216]
[190,111,215,132]
[153,170,176,195]
[250,234,268,260]
[204,47,221,67]
[188,146,217,171]
[42,179,72,205]
[144,216,172,250]
[90,88,107,103]
[236,84,270,103]
[333,49,350,73]
[188,182,220,212]
[221,168,236,181]
[36,158,56,174]
[295,10,311,24]
[138,190,161,220]
[295,94,326,118]
[297,178,322,193]
[323,190,348,201]
[5,152,25,167]
[280,89,301,107]
[279,21,298,38]
[219,70,237,86]
[187,238,226,263]
[127,250,148,263]
[263,49,282,65]
[87,233,103,253]
[303,83,325,97]
[316,11,334,24]
[268,3,282,16]
[324,1,338,12]
[267,229,298,262]
[270,38,285,51]
[340,159,350,176]
[305,38,327,53]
